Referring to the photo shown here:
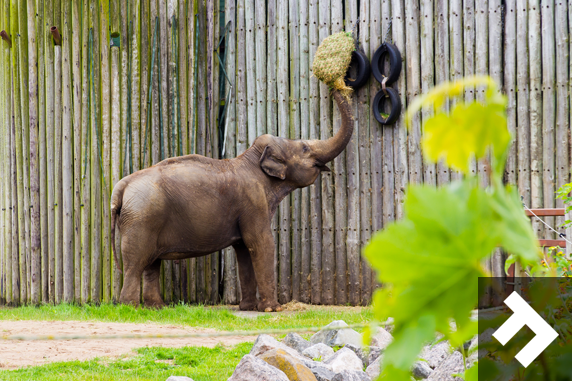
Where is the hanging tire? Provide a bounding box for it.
[371,43,402,85]
[344,50,371,90]
[373,87,401,125]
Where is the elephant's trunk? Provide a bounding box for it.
[312,91,354,163]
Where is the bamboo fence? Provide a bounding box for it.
[0,0,569,306]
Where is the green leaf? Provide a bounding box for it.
[463,363,478,381]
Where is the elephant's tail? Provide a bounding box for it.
[110,180,126,275]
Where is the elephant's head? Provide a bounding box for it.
[258,90,354,188]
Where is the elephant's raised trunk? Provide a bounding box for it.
[312,91,354,163]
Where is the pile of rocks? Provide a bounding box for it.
[226,320,471,381]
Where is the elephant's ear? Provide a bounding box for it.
[260,146,287,180]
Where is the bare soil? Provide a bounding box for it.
[0,321,256,370]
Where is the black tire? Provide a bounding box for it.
[373,87,401,125]
[344,50,371,90]
[371,43,402,85]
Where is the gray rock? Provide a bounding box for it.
[323,347,364,373]
[283,332,311,353]
[250,334,306,360]
[467,328,495,368]
[412,361,432,379]
[311,320,363,347]
[331,370,371,381]
[369,327,393,350]
[166,377,194,381]
[305,362,337,381]
[365,355,383,379]
[303,343,335,361]
[420,341,451,369]
[367,347,382,366]
[227,354,290,381]
[427,351,464,381]
[344,344,370,366]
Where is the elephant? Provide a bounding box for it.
[110,90,354,312]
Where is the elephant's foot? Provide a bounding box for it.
[239,298,259,311]
[144,298,166,309]
[119,294,140,307]
[257,299,282,312]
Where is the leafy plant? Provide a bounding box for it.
[364,76,541,380]
[556,182,572,229]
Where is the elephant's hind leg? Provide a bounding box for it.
[119,263,145,306]
[143,259,166,308]
[234,242,259,311]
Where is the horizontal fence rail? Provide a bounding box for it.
[0,0,570,306]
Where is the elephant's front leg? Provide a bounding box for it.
[240,218,282,312]
[233,242,259,311]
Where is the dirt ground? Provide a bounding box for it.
[0,320,256,370]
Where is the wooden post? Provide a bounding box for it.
[27,0,41,304]
[245,0,255,147]
[420,0,435,186]
[435,0,449,186]
[61,0,74,303]
[289,0,300,302]
[449,0,463,182]
[308,0,321,305]
[72,0,82,302]
[150,7,160,167]
[504,0,517,186]
[463,0,476,179]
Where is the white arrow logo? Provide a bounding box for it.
[492,291,559,367]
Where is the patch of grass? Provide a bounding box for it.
[0,342,253,381]
[0,303,373,332]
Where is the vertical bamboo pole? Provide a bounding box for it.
[299,0,310,304]
[319,0,334,306]
[140,0,149,171]
[0,3,5,304]
[151,6,160,167]
[331,0,346,306]
[3,0,12,304]
[90,0,102,303]
[11,0,25,304]
[110,0,121,302]
[449,0,463,182]
[44,0,55,303]
[99,0,111,303]
[555,0,569,230]
[504,0,517,186]
[541,0,555,238]
[186,1,196,303]
[160,0,169,161]
[222,0,238,305]
[131,0,140,173]
[53,0,63,303]
[420,0,435,186]
[10,71,19,305]
[358,0,372,306]
[435,0,449,186]
[245,0,255,147]
[289,0,300,302]
[27,0,40,304]
[391,0,408,219]
[178,0,186,156]
[81,0,90,303]
[18,0,31,303]
[72,0,82,302]
[308,0,321,305]
[62,0,74,303]
[277,0,290,304]
[463,0,475,179]
[405,0,421,185]
[475,0,488,188]
[529,0,543,239]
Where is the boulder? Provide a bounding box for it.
[311,320,363,348]
[302,343,335,361]
[227,354,290,381]
[343,344,379,367]
[365,355,382,380]
[166,377,194,381]
[369,327,393,350]
[284,333,312,353]
[420,341,451,369]
[331,370,371,381]
[426,351,464,381]
[367,347,382,366]
[323,347,364,373]
[250,334,306,360]
[467,328,495,368]
[411,361,432,379]
[259,348,318,381]
[305,361,337,381]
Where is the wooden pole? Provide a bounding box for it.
[298,0,311,304]
[504,0,517,186]
[80,0,90,303]
[3,0,12,304]
[61,0,74,303]
[130,0,140,173]
[245,0,255,147]
[10,71,19,305]
[27,0,41,304]
[420,0,435,186]
[72,0,82,302]
[308,0,321,305]
[289,0,301,302]
[0,3,5,304]
[435,0,449,186]
[449,0,463,182]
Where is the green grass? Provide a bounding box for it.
[0,303,373,331]
[1,342,253,381]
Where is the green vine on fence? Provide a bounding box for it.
[364,76,542,380]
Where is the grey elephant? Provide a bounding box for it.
[110,90,354,312]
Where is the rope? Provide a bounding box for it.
[142,17,159,165]
[0,323,375,341]
[522,201,572,246]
